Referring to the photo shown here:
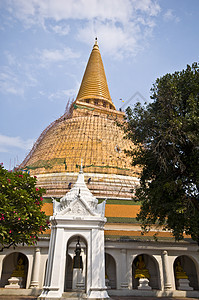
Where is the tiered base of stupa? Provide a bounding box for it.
[36,172,139,199]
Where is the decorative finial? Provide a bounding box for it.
[94,37,98,46]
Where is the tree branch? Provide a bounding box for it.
[0,242,15,252]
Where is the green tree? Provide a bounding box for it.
[124,62,199,242]
[0,164,49,251]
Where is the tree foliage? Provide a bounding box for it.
[0,164,49,251]
[124,62,199,242]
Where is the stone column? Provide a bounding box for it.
[120,249,128,289]
[88,228,108,299]
[161,250,172,290]
[30,247,41,288]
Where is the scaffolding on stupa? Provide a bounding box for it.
[19,101,139,179]
[17,39,141,200]
[19,99,73,170]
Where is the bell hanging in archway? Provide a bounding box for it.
[73,237,83,270]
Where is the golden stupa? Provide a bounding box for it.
[20,39,140,199]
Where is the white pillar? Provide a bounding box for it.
[43,223,56,288]
[40,225,66,299]
[120,249,128,289]
[88,228,108,299]
[30,247,41,288]
[162,250,172,290]
[48,228,65,297]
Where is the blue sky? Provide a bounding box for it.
[0,0,199,170]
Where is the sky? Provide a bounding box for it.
[0,0,199,170]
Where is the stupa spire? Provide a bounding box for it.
[75,38,115,109]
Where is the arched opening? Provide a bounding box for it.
[174,255,199,290]
[0,252,28,288]
[105,253,116,289]
[65,235,87,292]
[132,254,160,290]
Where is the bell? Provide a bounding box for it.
[73,238,83,270]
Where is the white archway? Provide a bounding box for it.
[174,255,199,290]
[105,252,116,289]
[65,235,87,292]
[132,254,160,290]
[0,252,29,288]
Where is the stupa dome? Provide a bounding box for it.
[20,40,140,199]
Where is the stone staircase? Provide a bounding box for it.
[61,292,87,299]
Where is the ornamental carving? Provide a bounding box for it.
[71,202,88,215]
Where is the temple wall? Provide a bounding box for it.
[0,241,49,289]
[0,239,199,298]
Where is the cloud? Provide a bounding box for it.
[133,0,160,16]
[0,62,38,96]
[0,46,78,96]
[9,0,161,23]
[4,52,20,66]
[163,9,180,23]
[0,51,38,96]
[77,20,141,59]
[0,134,34,153]
[5,0,132,24]
[48,81,80,101]
[0,67,25,96]
[49,24,70,36]
[39,47,80,65]
[48,89,76,101]
[4,0,161,59]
